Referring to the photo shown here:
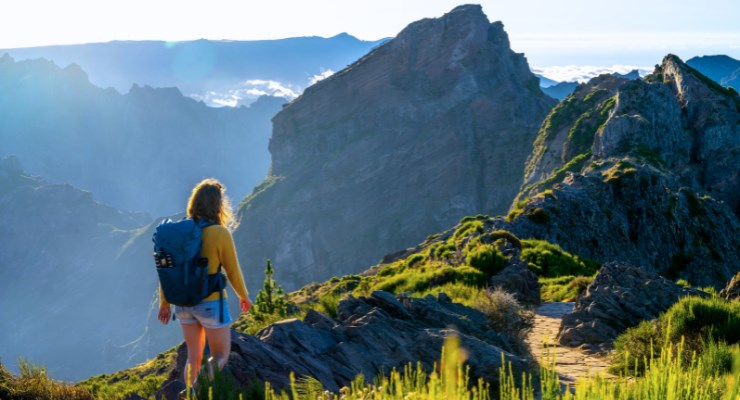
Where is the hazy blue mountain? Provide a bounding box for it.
[0,156,167,380]
[535,73,559,87]
[687,55,740,88]
[540,70,640,100]
[0,34,386,106]
[542,81,579,100]
[0,54,284,215]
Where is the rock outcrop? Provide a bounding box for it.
[720,273,740,301]
[235,5,556,290]
[498,55,740,288]
[157,291,527,397]
[558,262,702,352]
[490,257,541,305]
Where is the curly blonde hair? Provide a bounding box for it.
[186,178,236,230]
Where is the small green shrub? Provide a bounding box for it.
[2,360,94,400]
[611,296,740,376]
[318,293,340,318]
[488,230,522,249]
[406,254,426,268]
[476,287,533,347]
[465,244,506,277]
[453,220,485,240]
[539,275,594,302]
[521,240,599,277]
[662,296,740,345]
[254,260,288,317]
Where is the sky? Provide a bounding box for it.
[3,0,739,68]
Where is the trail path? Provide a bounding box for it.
[525,302,613,387]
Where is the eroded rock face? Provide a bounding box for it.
[157,292,527,397]
[235,5,556,290]
[501,54,740,288]
[558,262,702,352]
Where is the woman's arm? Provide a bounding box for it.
[158,285,171,324]
[218,228,250,302]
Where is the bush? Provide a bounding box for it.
[611,296,740,376]
[318,293,340,318]
[1,360,93,400]
[476,287,533,352]
[521,240,599,277]
[465,244,506,277]
[539,275,594,302]
[662,296,740,346]
[453,220,485,240]
[487,230,522,249]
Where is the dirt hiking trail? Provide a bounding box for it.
[525,302,613,387]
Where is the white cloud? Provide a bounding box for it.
[308,69,335,86]
[191,79,300,107]
[531,65,653,84]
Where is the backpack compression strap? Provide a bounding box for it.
[217,263,224,323]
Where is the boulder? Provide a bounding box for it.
[489,257,541,305]
[558,262,703,353]
[720,273,740,301]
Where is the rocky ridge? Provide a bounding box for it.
[157,291,528,398]
[498,55,740,288]
[235,5,556,291]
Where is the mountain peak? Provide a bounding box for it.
[237,5,555,289]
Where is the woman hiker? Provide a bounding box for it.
[157,178,251,397]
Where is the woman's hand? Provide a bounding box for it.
[158,306,171,325]
[240,298,252,313]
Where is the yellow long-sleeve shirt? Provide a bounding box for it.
[159,224,249,308]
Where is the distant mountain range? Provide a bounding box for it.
[0,34,386,107]
[0,156,169,380]
[687,55,740,89]
[539,69,641,100]
[0,54,282,215]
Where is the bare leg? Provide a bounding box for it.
[181,323,206,386]
[204,326,231,372]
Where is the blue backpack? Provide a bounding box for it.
[153,218,226,321]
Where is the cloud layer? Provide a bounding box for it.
[532,65,652,84]
[192,79,300,107]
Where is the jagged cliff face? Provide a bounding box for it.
[0,55,282,215]
[501,55,740,288]
[235,5,556,290]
